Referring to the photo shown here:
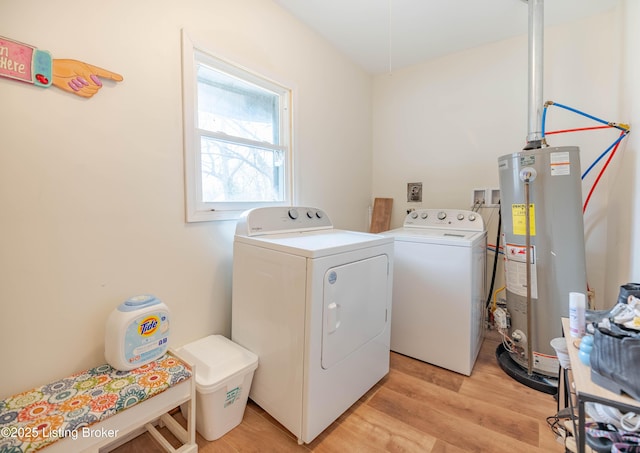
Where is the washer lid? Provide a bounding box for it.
[234,228,393,258]
[383,227,485,246]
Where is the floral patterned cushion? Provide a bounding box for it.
[0,354,192,452]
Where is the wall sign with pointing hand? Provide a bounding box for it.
[0,36,123,98]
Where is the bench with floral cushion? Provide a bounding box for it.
[0,352,196,453]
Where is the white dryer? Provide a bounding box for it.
[383,209,487,376]
[231,206,394,444]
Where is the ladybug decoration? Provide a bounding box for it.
[35,73,49,84]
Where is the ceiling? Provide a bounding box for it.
[273,0,620,74]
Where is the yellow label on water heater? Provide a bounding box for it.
[511,203,536,236]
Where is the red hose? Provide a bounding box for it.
[546,125,611,135]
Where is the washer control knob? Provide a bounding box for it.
[457,213,465,221]
[437,211,447,220]
[288,209,299,220]
[469,214,477,221]
[410,211,419,219]
[316,210,324,219]
[420,212,428,219]
[306,210,314,219]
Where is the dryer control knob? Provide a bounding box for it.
[420,212,428,219]
[316,211,324,219]
[469,214,477,221]
[288,209,299,220]
[437,211,447,220]
[410,212,419,219]
[457,213,465,221]
[306,210,314,219]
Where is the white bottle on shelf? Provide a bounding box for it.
[569,292,586,338]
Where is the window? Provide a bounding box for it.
[182,32,292,221]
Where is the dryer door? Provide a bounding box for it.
[321,254,389,369]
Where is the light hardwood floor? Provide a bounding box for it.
[114,333,565,452]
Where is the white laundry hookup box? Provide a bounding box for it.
[178,334,258,441]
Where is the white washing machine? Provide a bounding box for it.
[383,209,487,376]
[231,206,394,444]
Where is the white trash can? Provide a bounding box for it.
[178,335,258,441]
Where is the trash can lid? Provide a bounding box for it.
[177,335,258,393]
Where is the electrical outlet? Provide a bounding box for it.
[494,307,508,329]
[407,183,422,202]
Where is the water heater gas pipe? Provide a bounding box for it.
[523,0,544,375]
[525,0,545,149]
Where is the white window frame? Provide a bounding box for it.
[181,31,293,222]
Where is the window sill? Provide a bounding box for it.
[186,209,244,222]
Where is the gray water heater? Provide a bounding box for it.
[498,146,588,376]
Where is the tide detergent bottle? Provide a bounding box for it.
[105,295,170,371]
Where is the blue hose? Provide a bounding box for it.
[552,102,628,132]
[544,101,630,180]
[581,133,628,180]
[552,102,610,126]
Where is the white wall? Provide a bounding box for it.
[606,0,640,296]
[372,9,630,308]
[0,0,372,398]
